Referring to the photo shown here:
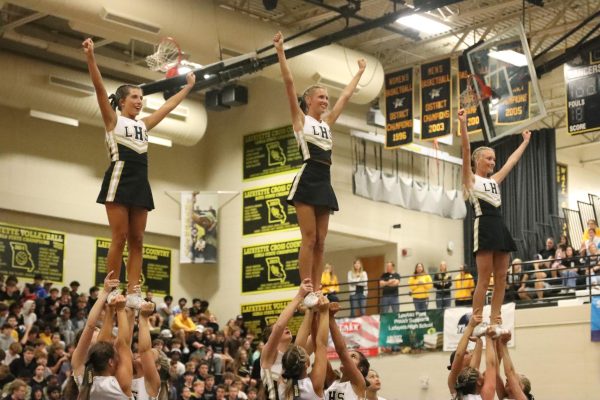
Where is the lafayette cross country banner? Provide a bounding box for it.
[327,315,379,359]
[443,303,515,351]
[180,192,218,264]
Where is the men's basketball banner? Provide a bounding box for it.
[180,192,218,264]
[592,296,600,342]
[458,56,482,134]
[243,126,303,180]
[379,310,444,352]
[327,315,380,359]
[384,68,414,148]
[241,299,303,340]
[242,239,301,294]
[420,58,452,140]
[496,82,530,125]
[95,238,171,296]
[443,303,515,351]
[243,182,298,236]
[0,222,64,282]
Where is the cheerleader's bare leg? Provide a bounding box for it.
[295,201,318,283]
[472,250,494,316]
[126,206,148,294]
[490,251,509,323]
[105,203,130,282]
[312,207,330,287]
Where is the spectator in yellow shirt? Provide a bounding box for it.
[321,263,340,302]
[171,307,196,350]
[454,264,475,307]
[583,219,600,242]
[408,263,433,312]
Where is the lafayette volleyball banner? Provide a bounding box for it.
[443,303,515,351]
[180,192,218,264]
[327,315,380,359]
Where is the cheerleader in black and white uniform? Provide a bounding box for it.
[273,31,366,306]
[83,38,195,308]
[458,109,531,326]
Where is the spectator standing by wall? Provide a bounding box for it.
[347,260,368,317]
[379,261,401,314]
[454,264,475,306]
[321,263,340,302]
[408,263,432,312]
[434,261,452,309]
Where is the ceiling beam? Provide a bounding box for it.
[0,11,47,35]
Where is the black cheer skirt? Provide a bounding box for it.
[97,160,154,211]
[287,160,339,212]
[473,215,516,253]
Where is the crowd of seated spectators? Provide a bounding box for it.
[0,273,265,400]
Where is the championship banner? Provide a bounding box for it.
[592,296,600,342]
[95,239,171,296]
[327,315,380,359]
[0,222,64,282]
[420,58,451,140]
[458,57,482,134]
[384,68,414,148]
[565,48,600,135]
[241,299,303,340]
[557,163,568,218]
[378,310,443,352]
[443,303,515,351]
[242,239,301,294]
[243,126,303,180]
[496,82,530,125]
[243,182,298,236]
[180,192,218,264]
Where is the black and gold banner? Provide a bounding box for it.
[384,68,413,148]
[496,82,530,125]
[458,57,482,134]
[95,238,171,296]
[241,299,303,340]
[242,239,301,294]
[0,222,64,282]
[421,58,451,140]
[557,163,568,218]
[243,126,303,180]
[243,182,298,236]
[565,48,600,135]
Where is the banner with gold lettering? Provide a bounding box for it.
[180,192,218,264]
[0,222,64,282]
[243,126,303,180]
[557,163,568,218]
[242,239,301,294]
[241,299,303,340]
[95,238,171,296]
[421,58,451,140]
[496,81,530,125]
[458,56,482,134]
[243,182,298,236]
[384,68,413,148]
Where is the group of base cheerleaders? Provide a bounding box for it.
[79,25,535,399]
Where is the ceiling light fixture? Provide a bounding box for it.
[488,50,528,67]
[395,14,451,35]
[29,110,78,127]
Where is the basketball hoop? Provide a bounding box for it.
[146,37,182,73]
[460,74,494,109]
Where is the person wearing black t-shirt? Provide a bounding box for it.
[379,262,401,314]
[539,237,556,260]
[434,262,453,309]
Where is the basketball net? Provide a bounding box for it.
[146,37,182,73]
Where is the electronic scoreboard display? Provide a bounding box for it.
[565,49,600,135]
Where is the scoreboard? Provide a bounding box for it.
[565,51,600,135]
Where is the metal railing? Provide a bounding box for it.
[323,255,599,317]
